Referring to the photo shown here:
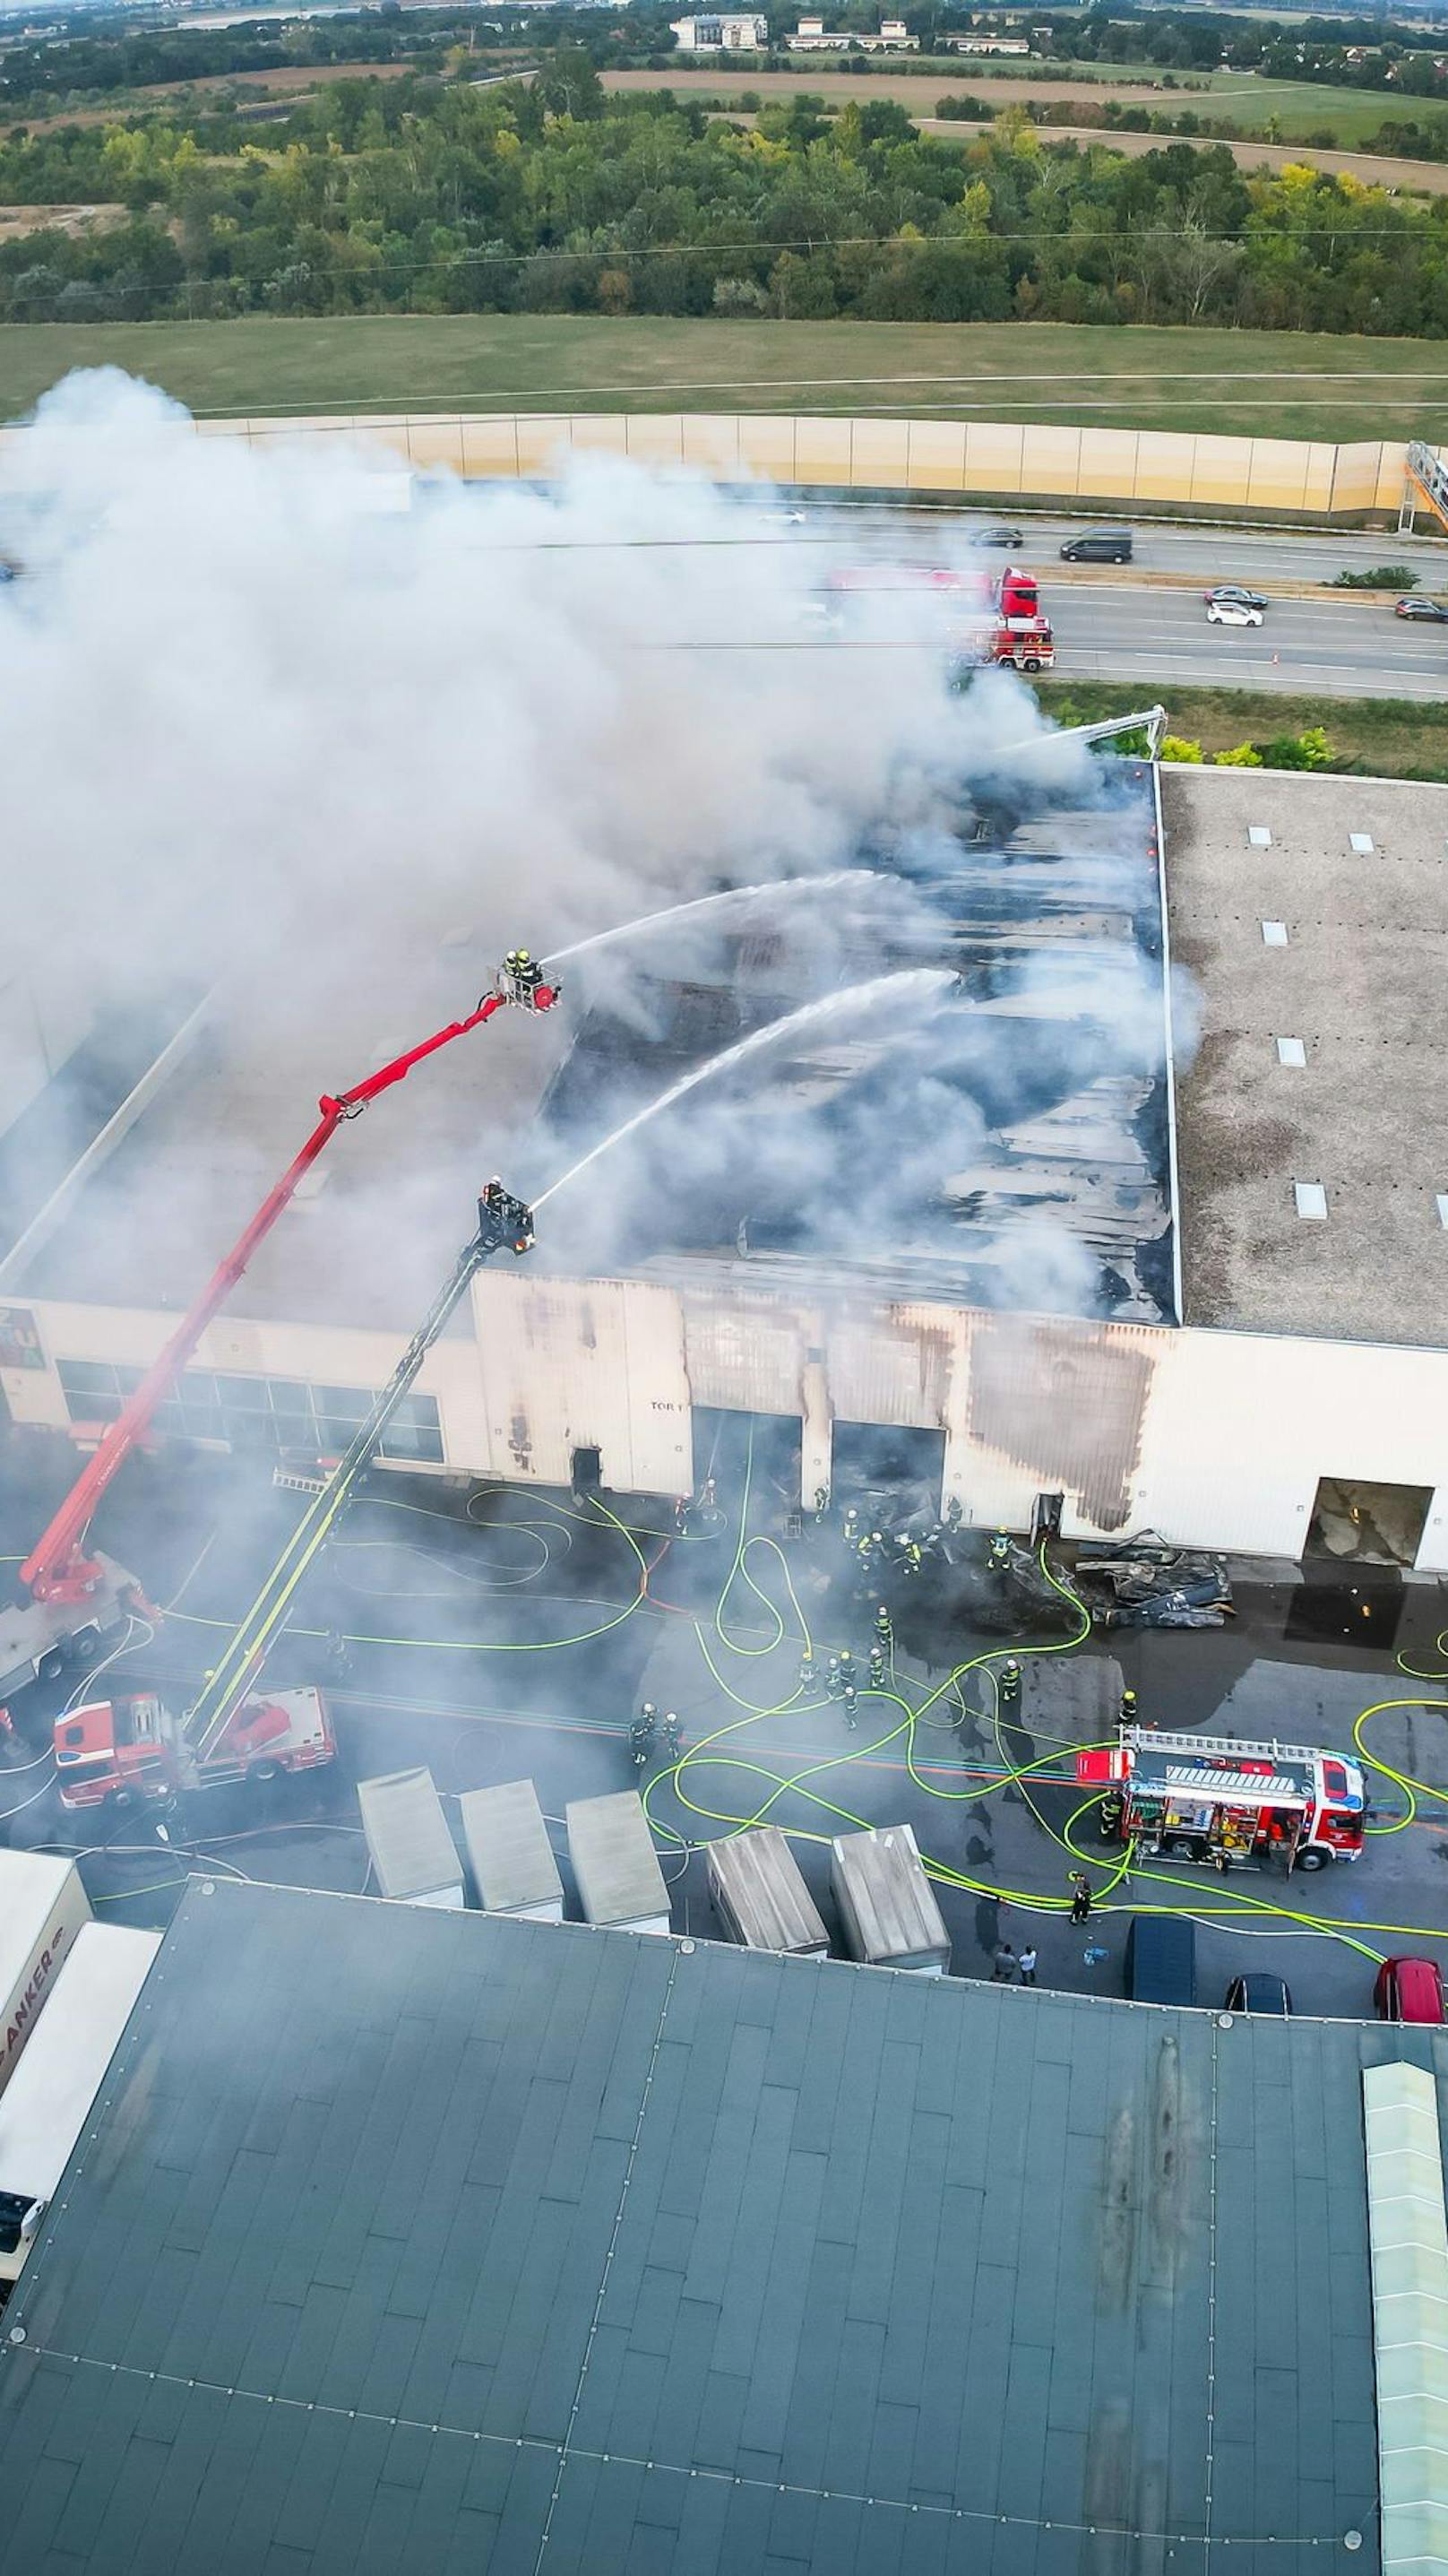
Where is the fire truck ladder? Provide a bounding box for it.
[19,968,556,1609]
[184,1185,535,1763]
[1400,441,1448,538]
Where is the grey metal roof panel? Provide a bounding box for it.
[458,1777,562,1915]
[829,1825,951,1969]
[0,1883,1424,2576]
[355,1768,461,1903]
[705,1828,829,1955]
[566,1791,670,1928]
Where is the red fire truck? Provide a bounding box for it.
[819,566,1056,673]
[54,1688,334,1812]
[1076,1727,1366,1872]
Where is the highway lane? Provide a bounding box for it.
[1045,585,1448,699]
[785,504,1448,695]
[809,501,1448,589]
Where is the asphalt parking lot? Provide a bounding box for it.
[3,1413,1446,2024]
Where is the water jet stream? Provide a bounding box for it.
[545,870,882,970]
[533,968,953,1212]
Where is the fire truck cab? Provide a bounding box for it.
[54,1689,335,1811]
[1078,1727,1366,1872]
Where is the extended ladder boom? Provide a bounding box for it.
[22,967,557,1605]
[185,1182,535,1759]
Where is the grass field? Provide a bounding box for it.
[3,316,1448,439]
[607,65,1448,150]
[1036,678,1448,779]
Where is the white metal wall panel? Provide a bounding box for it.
[470,1271,692,1495]
[680,1289,803,1415]
[1139,1327,1448,1568]
[829,1305,955,1429]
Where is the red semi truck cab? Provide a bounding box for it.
[1078,1727,1366,1871]
[819,565,1055,672]
[54,1688,335,1811]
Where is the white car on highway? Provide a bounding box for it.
[1206,598,1264,627]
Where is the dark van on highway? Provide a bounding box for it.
[1124,1915,1196,2006]
[1060,528,1133,563]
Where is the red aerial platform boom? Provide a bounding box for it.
[20,959,559,1606]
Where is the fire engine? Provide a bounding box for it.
[54,1688,334,1812]
[48,1180,538,1804]
[819,565,1056,673]
[1076,1727,1366,1871]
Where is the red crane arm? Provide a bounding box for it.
[22,981,555,1603]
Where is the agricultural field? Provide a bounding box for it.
[3,315,1448,442]
[604,65,1448,150]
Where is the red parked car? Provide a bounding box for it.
[1374,1957,1445,2024]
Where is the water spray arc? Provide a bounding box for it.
[544,870,880,971]
[532,969,955,1212]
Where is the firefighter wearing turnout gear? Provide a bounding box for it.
[630,1706,657,1768]
[874,1603,893,1650]
[868,1645,886,1689]
[503,947,546,1002]
[998,1657,1021,1709]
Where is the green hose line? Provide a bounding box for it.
[137,1439,1448,1967]
[1352,1696,1448,1834]
[1394,1629,1448,1684]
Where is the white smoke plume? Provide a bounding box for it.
[0,368,1165,1326]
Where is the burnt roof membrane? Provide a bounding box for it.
[533,763,1176,1325]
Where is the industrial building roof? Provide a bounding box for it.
[10,759,1176,1335]
[1163,766,1448,1346]
[0,1875,1434,2575]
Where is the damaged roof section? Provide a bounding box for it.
[536,762,1176,1326]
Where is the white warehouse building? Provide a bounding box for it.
[668,13,770,50]
[1,765,1445,1576]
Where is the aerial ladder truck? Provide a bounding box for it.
[53,1181,539,1812]
[0,950,558,1724]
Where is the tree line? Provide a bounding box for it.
[3,69,1448,335]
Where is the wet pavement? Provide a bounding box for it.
[2,1410,1445,2024]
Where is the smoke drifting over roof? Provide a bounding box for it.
[2,370,1181,1328]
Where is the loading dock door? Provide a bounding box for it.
[1306,1478,1432,1570]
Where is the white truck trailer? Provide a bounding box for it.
[0,1920,160,2289]
[459,1779,563,1921]
[831,1825,951,1975]
[0,1850,92,2101]
[567,1791,670,1935]
[358,1767,464,1907]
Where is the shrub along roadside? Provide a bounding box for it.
[1035,681,1448,783]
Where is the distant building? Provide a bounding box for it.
[786,12,919,48]
[944,32,1032,53]
[669,12,769,49]
[786,13,852,46]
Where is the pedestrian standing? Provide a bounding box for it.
[991,1941,1016,1982]
[1017,1944,1039,1986]
[1069,1872,1093,1924]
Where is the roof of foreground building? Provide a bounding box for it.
[1162,765,1448,1347]
[0,1877,1433,2575]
